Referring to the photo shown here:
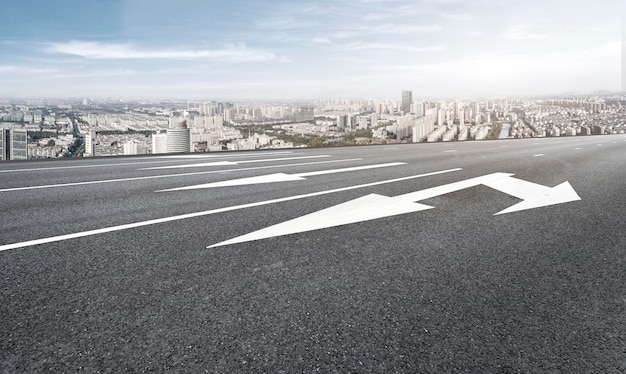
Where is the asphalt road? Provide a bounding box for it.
[1,135,625,372]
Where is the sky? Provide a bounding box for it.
[0,0,624,100]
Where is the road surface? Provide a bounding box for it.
[1,135,625,372]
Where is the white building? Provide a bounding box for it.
[124,140,142,155]
[167,120,191,153]
[151,131,168,154]
[84,131,96,157]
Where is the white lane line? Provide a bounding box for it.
[0,152,294,173]
[297,163,403,177]
[154,152,290,159]
[444,150,458,153]
[533,154,544,157]
[138,155,330,170]
[158,162,407,191]
[0,168,462,252]
[0,158,363,193]
[575,148,582,150]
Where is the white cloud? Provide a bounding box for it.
[311,37,332,44]
[441,13,472,21]
[44,41,279,62]
[0,65,56,73]
[501,25,548,40]
[371,24,443,34]
[345,43,446,52]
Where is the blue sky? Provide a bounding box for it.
[0,0,623,99]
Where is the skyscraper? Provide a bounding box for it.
[167,119,191,153]
[1,127,28,160]
[623,16,626,92]
[84,131,96,157]
[0,128,5,160]
[401,90,412,114]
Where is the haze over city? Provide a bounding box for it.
[1,0,624,99]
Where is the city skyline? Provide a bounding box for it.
[0,0,624,99]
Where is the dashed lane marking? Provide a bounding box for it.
[0,158,362,193]
[0,152,294,173]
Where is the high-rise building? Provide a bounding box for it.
[84,131,96,157]
[1,128,28,160]
[0,128,5,160]
[471,101,480,118]
[151,131,168,154]
[167,119,191,153]
[401,90,412,113]
[336,115,347,130]
[454,102,463,122]
[11,128,28,160]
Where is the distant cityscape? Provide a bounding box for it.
[1,92,625,161]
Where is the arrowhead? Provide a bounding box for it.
[208,194,434,247]
[494,181,581,215]
[158,173,306,191]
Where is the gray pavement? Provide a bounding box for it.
[1,136,625,372]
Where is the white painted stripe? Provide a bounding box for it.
[157,162,407,191]
[575,148,581,150]
[0,168,462,251]
[444,150,457,153]
[138,155,330,170]
[533,154,544,157]
[154,152,291,159]
[0,152,294,173]
[398,172,513,202]
[296,162,405,177]
[0,158,363,193]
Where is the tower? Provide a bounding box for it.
[401,90,412,114]
[166,119,191,154]
[1,128,28,160]
[84,131,96,157]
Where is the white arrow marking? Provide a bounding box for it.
[393,172,513,203]
[482,177,581,215]
[160,173,306,190]
[209,173,581,247]
[138,155,330,170]
[0,158,364,193]
[158,162,406,191]
[209,194,434,248]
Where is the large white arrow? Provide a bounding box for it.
[209,172,581,248]
[157,162,406,191]
[482,177,581,215]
